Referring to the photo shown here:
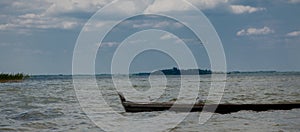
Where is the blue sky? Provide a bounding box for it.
[0,0,300,74]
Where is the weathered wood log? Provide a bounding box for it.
[118,92,300,114]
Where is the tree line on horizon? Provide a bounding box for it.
[0,73,29,81]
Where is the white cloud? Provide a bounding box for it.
[62,21,78,29]
[145,0,265,15]
[102,0,150,16]
[160,33,177,40]
[145,0,229,13]
[0,0,269,32]
[237,26,274,36]
[286,31,300,37]
[132,20,183,29]
[17,14,80,29]
[128,39,147,44]
[0,11,83,32]
[19,13,42,19]
[10,1,50,13]
[230,5,265,14]
[0,24,15,30]
[144,0,191,13]
[0,0,111,32]
[153,21,173,28]
[99,41,119,47]
[44,0,110,15]
[83,21,114,32]
[0,0,156,31]
[159,33,201,45]
[189,0,229,10]
[132,23,154,28]
[160,33,187,44]
[288,0,300,3]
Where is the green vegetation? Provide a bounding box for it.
[0,73,29,82]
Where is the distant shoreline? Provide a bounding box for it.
[132,67,284,76]
[22,70,300,76]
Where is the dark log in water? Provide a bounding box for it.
[118,92,300,114]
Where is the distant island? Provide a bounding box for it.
[134,67,212,76]
[0,73,29,83]
[133,67,282,76]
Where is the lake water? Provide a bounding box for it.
[0,73,300,131]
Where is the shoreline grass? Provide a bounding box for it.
[0,73,29,83]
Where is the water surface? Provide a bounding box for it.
[0,73,299,131]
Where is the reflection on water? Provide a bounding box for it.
[0,73,299,131]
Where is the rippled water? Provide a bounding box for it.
[0,73,299,131]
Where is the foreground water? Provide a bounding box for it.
[0,73,299,131]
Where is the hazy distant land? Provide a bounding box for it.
[132,67,282,76]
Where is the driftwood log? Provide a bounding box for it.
[118,92,300,114]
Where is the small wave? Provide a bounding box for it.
[39,97,64,104]
[21,122,57,129]
[11,108,64,121]
[0,127,16,131]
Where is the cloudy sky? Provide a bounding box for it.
[0,0,300,74]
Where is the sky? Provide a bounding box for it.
[0,0,300,75]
